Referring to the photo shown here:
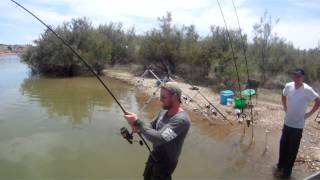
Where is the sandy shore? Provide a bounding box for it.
[105,65,320,174]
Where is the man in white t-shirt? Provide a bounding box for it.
[274,68,320,179]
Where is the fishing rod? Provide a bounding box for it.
[138,86,161,117]
[10,0,126,114]
[10,0,156,161]
[189,86,228,121]
[216,0,242,97]
[217,0,256,129]
[139,67,215,122]
[151,64,229,122]
[231,0,250,83]
[199,90,232,123]
[148,69,163,83]
[231,0,254,108]
[182,93,215,122]
[227,0,255,142]
[136,69,149,86]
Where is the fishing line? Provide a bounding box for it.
[10,0,156,160]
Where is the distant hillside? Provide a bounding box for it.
[0,44,26,55]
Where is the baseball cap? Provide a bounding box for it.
[161,82,182,103]
[292,68,305,76]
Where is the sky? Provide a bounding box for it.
[1,0,320,49]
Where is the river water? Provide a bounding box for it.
[0,55,308,179]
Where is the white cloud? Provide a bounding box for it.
[274,20,320,49]
[23,35,38,43]
[2,1,74,24]
[57,0,255,35]
[292,0,320,10]
[1,0,320,49]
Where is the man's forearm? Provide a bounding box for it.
[282,95,287,112]
[306,98,320,115]
[134,119,167,146]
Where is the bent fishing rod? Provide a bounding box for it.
[10,0,156,161]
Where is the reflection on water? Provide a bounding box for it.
[0,55,309,179]
[0,55,150,179]
[20,76,131,124]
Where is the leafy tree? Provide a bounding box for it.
[21,13,320,90]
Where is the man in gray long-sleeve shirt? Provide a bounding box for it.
[124,82,190,180]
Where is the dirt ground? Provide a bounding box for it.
[105,65,320,176]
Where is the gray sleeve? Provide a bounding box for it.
[139,117,190,146]
[138,111,161,129]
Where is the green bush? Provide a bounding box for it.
[22,13,320,90]
[23,18,125,76]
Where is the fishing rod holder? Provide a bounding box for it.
[189,86,228,120]
[235,109,252,127]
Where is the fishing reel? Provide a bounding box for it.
[235,109,252,127]
[235,109,242,118]
[120,127,143,146]
[205,104,218,116]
